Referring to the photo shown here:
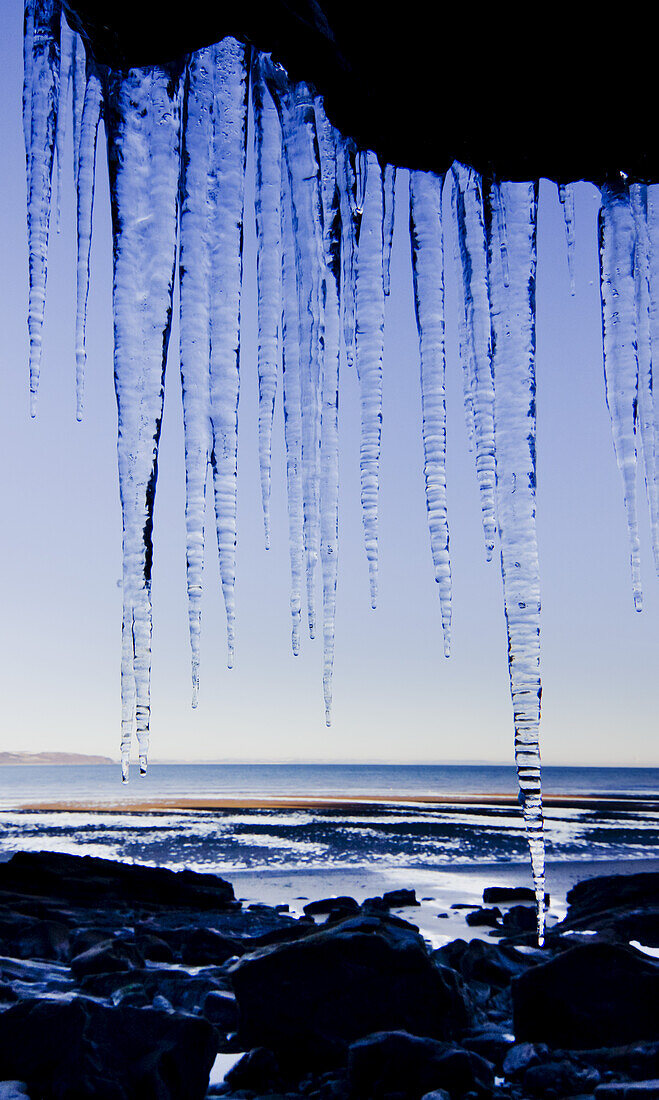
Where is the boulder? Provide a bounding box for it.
[224,1047,284,1093]
[513,943,659,1048]
[435,937,536,988]
[303,896,360,917]
[230,919,471,1066]
[595,1083,659,1098]
[501,905,537,934]
[0,997,217,1099]
[382,889,420,908]
[557,871,659,946]
[10,919,71,963]
[522,1058,601,1096]
[347,1031,494,1099]
[70,937,145,978]
[465,907,502,929]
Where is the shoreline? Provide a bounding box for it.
[14,792,659,812]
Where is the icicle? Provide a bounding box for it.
[486,180,545,944]
[338,138,359,371]
[179,48,214,706]
[207,39,249,671]
[252,55,282,551]
[53,9,73,233]
[71,32,86,184]
[558,182,576,295]
[599,182,642,611]
[646,184,659,573]
[409,170,452,656]
[383,164,396,296]
[631,184,659,573]
[281,165,305,655]
[355,151,385,608]
[24,0,61,416]
[266,64,325,640]
[315,99,341,724]
[75,68,102,420]
[104,61,183,777]
[452,163,497,561]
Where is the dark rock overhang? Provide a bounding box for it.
[62,1,654,185]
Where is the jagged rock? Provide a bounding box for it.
[347,1030,494,1099]
[0,997,216,1099]
[465,907,502,929]
[575,1040,659,1079]
[79,966,228,1011]
[69,927,117,957]
[420,1092,451,1100]
[134,931,175,962]
[434,937,536,989]
[461,1028,515,1069]
[513,943,659,1048]
[156,926,245,964]
[70,937,145,978]
[0,850,237,913]
[230,919,471,1066]
[303,897,360,917]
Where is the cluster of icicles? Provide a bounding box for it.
[23,1,659,942]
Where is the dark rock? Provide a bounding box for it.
[64,0,659,185]
[569,1040,659,1079]
[465,908,502,929]
[70,927,118,957]
[225,1047,284,1093]
[134,931,175,962]
[502,1042,547,1079]
[523,1059,601,1096]
[513,943,659,1048]
[483,887,550,907]
[303,897,360,917]
[231,919,471,1066]
[203,989,240,1031]
[10,919,71,964]
[419,1092,451,1100]
[462,1029,515,1069]
[0,979,19,1003]
[347,1030,494,1099]
[361,896,389,914]
[382,889,420,908]
[434,938,536,989]
[170,927,246,964]
[70,937,145,978]
[0,850,237,913]
[0,996,216,1099]
[80,967,227,1011]
[501,905,537,934]
[566,873,659,924]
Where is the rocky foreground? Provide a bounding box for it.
[0,853,658,1099]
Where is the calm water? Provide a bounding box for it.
[0,763,657,874]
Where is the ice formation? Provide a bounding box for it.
[22,0,659,939]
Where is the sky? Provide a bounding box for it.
[1,1,659,767]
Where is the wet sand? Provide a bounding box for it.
[18,793,659,812]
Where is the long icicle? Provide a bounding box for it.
[281,160,304,656]
[74,67,102,420]
[452,163,497,561]
[599,182,642,611]
[267,65,325,640]
[208,39,249,671]
[409,170,452,657]
[315,98,341,725]
[631,184,659,573]
[558,182,577,295]
[179,47,214,706]
[252,54,282,551]
[24,0,61,416]
[646,184,659,573]
[383,163,396,297]
[486,179,545,944]
[104,61,183,779]
[355,151,385,608]
[53,7,72,233]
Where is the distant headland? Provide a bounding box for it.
[0,752,114,766]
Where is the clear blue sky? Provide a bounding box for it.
[1,0,658,766]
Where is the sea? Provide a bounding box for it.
[0,763,658,877]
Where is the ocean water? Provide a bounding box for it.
[0,763,657,875]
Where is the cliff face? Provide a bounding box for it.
[62,1,655,184]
